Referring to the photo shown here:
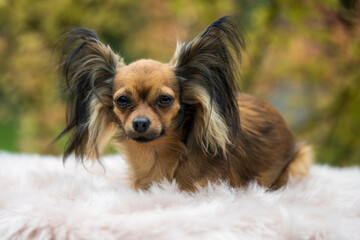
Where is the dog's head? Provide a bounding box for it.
[58,16,244,161]
[112,59,181,144]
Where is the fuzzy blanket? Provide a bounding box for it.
[0,152,359,240]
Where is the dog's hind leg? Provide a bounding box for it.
[273,142,314,188]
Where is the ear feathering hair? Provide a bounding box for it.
[172,16,245,158]
[57,28,123,161]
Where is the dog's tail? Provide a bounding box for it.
[274,141,314,188]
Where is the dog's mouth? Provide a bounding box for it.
[128,129,166,144]
[132,137,154,143]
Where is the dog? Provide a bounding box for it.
[57,16,313,191]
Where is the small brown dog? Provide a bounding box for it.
[58,16,312,191]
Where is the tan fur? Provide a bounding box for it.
[273,143,314,187]
[181,82,231,157]
[288,144,313,177]
[169,40,182,66]
[121,130,186,189]
[87,87,117,159]
[113,60,181,142]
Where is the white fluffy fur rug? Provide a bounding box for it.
[0,152,360,240]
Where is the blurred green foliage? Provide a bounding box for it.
[0,0,359,165]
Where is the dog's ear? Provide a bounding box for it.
[57,28,123,161]
[172,16,245,157]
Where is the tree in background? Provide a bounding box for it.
[0,0,358,165]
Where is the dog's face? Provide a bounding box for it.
[112,60,181,143]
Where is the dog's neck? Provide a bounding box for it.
[121,130,186,190]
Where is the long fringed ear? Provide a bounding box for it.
[57,28,123,161]
[172,16,245,157]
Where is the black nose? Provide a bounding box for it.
[132,117,151,133]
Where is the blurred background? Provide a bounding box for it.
[0,0,359,166]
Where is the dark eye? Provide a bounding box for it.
[115,96,131,108]
[158,95,173,107]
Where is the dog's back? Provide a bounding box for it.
[233,93,313,188]
[173,93,313,191]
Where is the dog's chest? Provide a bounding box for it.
[124,145,181,189]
